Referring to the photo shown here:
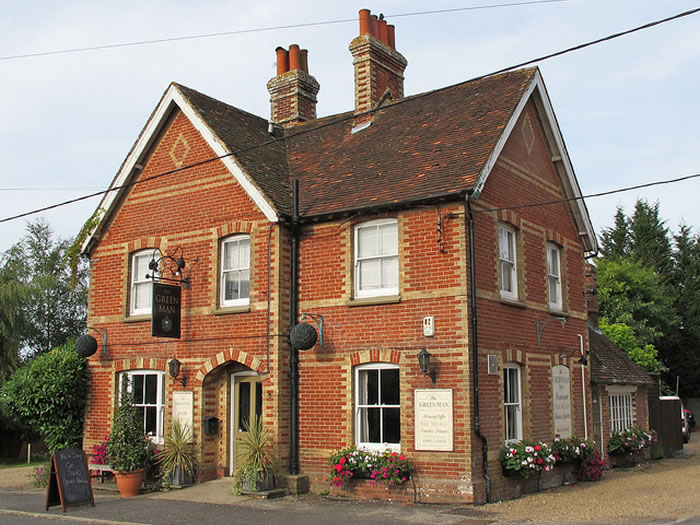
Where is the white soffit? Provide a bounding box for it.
[82,84,279,253]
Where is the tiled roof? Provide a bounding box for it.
[177,68,537,218]
[589,327,654,386]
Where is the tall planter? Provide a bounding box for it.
[114,469,144,498]
[157,421,198,488]
[107,380,149,498]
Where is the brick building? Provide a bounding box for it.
[80,9,598,503]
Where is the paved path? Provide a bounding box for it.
[0,433,698,524]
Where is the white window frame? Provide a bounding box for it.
[546,243,563,311]
[354,363,401,452]
[499,224,518,300]
[130,250,153,316]
[354,219,399,299]
[220,235,251,307]
[608,386,635,433]
[504,363,523,443]
[119,370,165,444]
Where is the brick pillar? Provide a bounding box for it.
[349,9,407,114]
[267,44,320,127]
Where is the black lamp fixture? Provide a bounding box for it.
[559,347,588,366]
[417,347,437,383]
[168,358,186,387]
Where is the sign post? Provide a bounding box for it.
[45,448,94,512]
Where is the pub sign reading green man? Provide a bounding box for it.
[152,283,181,338]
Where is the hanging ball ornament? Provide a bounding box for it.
[75,334,98,358]
[289,322,318,350]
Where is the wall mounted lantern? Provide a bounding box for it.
[168,358,187,387]
[417,347,437,383]
[559,347,588,366]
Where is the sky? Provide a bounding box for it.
[1,0,699,254]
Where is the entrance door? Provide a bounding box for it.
[230,374,263,474]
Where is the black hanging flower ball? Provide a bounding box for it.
[290,322,318,350]
[75,334,98,358]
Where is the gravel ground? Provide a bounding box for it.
[0,434,698,524]
[479,433,700,524]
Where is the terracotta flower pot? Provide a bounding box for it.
[114,469,144,497]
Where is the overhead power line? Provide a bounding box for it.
[0,0,577,62]
[0,6,698,226]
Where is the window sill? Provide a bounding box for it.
[547,307,568,317]
[348,295,401,307]
[213,304,251,315]
[124,314,151,323]
[499,297,527,309]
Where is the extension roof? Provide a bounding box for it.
[589,327,654,386]
[82,68,597,254]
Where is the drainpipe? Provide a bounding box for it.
[578,333,588,440]
[466,193,491,503]
[290,179,300,475]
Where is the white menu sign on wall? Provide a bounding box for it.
[415,389,454,451]
[172,391,194,440]
[552,365,572,438]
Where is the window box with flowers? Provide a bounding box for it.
[607,427,657,467]
[328,446,413,501]
[500,440,556,479]
[552,435,605,482]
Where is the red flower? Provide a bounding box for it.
[535,445,541,451]
[339,457,346,465]
[391,452,397,458]
[399,454,405,461]
[537,458,543,464]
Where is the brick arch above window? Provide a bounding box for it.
[349,348,402,367]
[217,220,254,238]
[195,348,265,383]
[114,357,167,373]
[127,237,163,253]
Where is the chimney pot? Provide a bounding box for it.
[289,44,301,70]
[378,19,388,45]
[369,15,378,37]
[275,46,289,75]
[300,49,309,73]
[387,25,396,50]
[359,9,371,35]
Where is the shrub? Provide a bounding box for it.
[579,450,605,481]
[106,380,149,473]
[0,342,88,453]
[91,436,110,465]
[31,465,49,488]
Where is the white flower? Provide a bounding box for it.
[525,446,534,453]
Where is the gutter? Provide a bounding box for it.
[290,179,300,475]
[466,192,491,504]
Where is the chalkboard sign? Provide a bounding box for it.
[45,448,95,512]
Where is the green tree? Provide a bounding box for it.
[0,341,88,452]
[1,218,88,358]
[600,207,630,259]
[628,200,673,279]
[599,320,665,374]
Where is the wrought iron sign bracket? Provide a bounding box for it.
[145,247,197,289]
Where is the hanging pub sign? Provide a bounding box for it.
[152,283,181,338]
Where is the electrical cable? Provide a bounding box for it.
[0,0,578,62]
[0,6,698,226]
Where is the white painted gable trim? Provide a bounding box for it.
[471,71,597,253]
[82,84,278,253]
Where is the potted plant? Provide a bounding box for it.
[106,380,150,497]
[157,420,198,487]
[232,417,275,494]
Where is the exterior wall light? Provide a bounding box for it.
[168,358,187,387]
[417,347,437,383]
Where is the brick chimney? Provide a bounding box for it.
[267,44,320,126]
[585,263,599,328]
[349,9,408,114]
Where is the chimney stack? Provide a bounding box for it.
[267,44,320,127]
[350,9,408,114]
